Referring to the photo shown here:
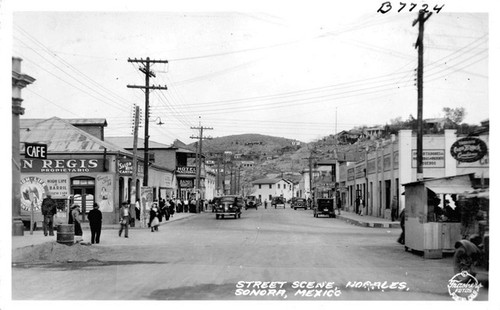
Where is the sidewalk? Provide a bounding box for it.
[11,212,198,250]
[337,211,401,229]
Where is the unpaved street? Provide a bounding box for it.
[12,207,488,301]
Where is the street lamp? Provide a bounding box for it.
[154,117,164,126]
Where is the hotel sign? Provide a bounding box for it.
[21,158,104,173]
[176,166,197,175]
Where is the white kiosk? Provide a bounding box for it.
[403,173,475,259]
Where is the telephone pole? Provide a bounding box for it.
[127,57,168,186]
[190,122,213,211]
[413,10,432,181]
[130,105,141,226]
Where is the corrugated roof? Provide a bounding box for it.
[20,117,131,155]
[106,137,173,149]
[66,118,108,126]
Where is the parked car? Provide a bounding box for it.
[245,196,259,210]
[214,195,244,219]
[292,198,307,210]
[271,196,286,209]
[313,198,336,218]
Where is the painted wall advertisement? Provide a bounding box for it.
[96,174,114,212]
[20,174,69,212]
[411,150,445,168]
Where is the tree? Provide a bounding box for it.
[443,107,466,124]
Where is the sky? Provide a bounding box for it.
[3,0,492,146]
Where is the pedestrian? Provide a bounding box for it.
[149,204,159,232]
[264,199,268,209]
[358,198,364,216]
[158,199,165,222]
[119,202,130,238]
[176,197,182,213]
[135,198,141,221]
[87,203,102,244]
[41,192,57,236]
[397,208,405,245]
[69,204,83,242]
[168,197,175,218]
[390,195,398,222]
[163,198,170,221]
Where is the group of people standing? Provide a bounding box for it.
[40,194,183,244]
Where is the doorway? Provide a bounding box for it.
[71,177,95,222]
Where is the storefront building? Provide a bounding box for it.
[20,117,174,226]
[342,129,489,219]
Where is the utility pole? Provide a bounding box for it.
[222,158,227,195]
[190,121,213,211]
[216,155,221,196]
[413,10,432,181]
[304,149,316,200]
[127,57,168,186]
[130,105,140,227]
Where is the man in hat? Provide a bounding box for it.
[87,203,102,244]
[41,192,57,236]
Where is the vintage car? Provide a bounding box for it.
[313,198,336,218]
[292,198,307,210]
[245,196,259,210]
[271,196,286,209]
[214,195,244,219]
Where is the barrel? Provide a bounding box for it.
[57,224,75,244]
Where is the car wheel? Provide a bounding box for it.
[453,246,474,275]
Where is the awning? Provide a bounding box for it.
[426,183,475,195]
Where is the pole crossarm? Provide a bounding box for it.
[127,85,168,90]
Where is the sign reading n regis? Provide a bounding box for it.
[21,158,104,173]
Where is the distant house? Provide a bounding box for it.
[336,130,364,144]
[252,178,294,202]
[425,118,448,132]
[364,126,384,139]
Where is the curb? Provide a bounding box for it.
[337,215,401,229]
[80,213,198,231]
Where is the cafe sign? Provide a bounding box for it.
[24,143,47,159]
[450,137,488,163]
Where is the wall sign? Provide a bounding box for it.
[179,179,194,188]
[24,143,47,159]
[118,160,133,176]
[450,137,488,163]
[411,150,445,168]
[176,166,197,175]
[21,158,104,173]
[20,176,49,211]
